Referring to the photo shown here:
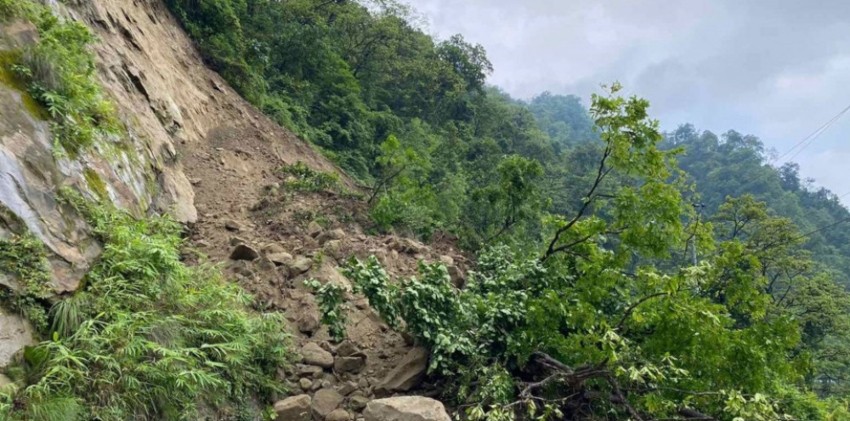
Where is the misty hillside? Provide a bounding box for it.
[0,0,848,420]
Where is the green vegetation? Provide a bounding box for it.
[304,279,348,341]
[0,233,52,332]
[0,192,290,420]
[279,161,340,193]
[83,168,109,200]
[341,88,850,420]
[167,0,850,418]
[1,0,120,155]
[0,0,847,419]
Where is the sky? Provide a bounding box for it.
[409,0,850,202]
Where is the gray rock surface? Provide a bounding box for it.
[363,397,450,421]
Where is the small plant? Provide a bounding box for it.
[304,279,348,341]
[0,232,53,332]
[342,256,400,329]
[279,162,339,193]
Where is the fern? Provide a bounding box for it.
[0,191,291,420]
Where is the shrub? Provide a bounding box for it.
[0,233,52,332]
[0,192,290,420]
[4,0,121,155]
[304,279,348,342]
[279,162,340,193]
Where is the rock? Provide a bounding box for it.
[0,308,35,367]
[156,170,198,224]
[0,373,16,393]
[229,236,247,246]
[308,221,324,238]
[267,252,294,266]
[386,237,428,255]
[363,397,450,421]
[273,394,312,421]
[374,347,428,395]
[299,378,313,391]
[323,240,345,261]
[337,380,358,396]
[256,256,276,271]
[263,243,287,254]
[297,364,324,377]
[350,394,370,411]
[312,262,351,288]
[230,244,259,261]
[291,256,313,274]
[298,312,321,334]
[312,389,344,419]
[334,355,366,373]
[448,265,465,289]
[224,219,244,232]
[326,409,352,421]
[301,342,334,368]
[317,228,346,245]
[438,255,454,266]
[335,340,359,357]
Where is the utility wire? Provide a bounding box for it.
[757,215,850,254]
[778,103,850,162]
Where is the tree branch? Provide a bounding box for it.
[616,292,668,331]
[542,144,613,262]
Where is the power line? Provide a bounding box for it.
[777,103,850,162]
[758,215,850,254]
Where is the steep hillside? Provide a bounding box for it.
[1,0,465,419]
[3,0,850,420]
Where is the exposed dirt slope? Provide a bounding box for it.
[71,0,469,418]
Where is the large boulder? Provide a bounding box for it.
[333,354,366,373]
[363,397,450,421]
[300,342,334,368]
[374,347,428,395]
[312,388,344,419]
[273,394,311,421]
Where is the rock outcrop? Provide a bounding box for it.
[375,347,429,395]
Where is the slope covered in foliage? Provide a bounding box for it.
[664,124,850,287]
[0,2,289,419]
[162,0,850,419]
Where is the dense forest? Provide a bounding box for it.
[1,0,849,419]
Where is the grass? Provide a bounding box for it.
[0,191,291,420]
[1,0,122,156]
[0,233,53,332]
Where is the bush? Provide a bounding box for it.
[304,279,348,342]
[0,233,53,332]
[279,162,340,193]
[0,192,290,420]
[4,0,121,155]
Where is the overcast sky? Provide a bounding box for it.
[410,0,850,201]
